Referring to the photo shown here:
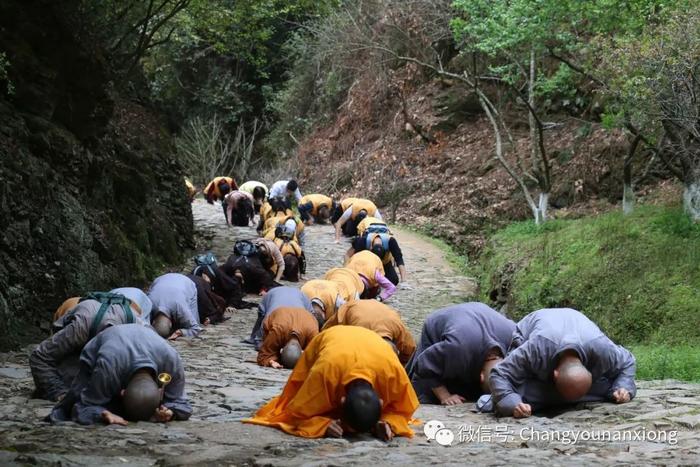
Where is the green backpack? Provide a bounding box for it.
[79,292,135,338]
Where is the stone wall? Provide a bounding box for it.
[0,0,193,349]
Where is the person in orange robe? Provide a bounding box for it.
[322,300,416,364]
[257,307,319,369]
[244,325,419,441]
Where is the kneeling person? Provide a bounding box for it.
[298,194,334,225]
[49,324,191,425]
[346,250,396,301]
[490,308,637,418]
[31,293,142,402]
[148,273,202,340]
[406,302,515,405]
[258,307,321,368]
[244,326,419,441]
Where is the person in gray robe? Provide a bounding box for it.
[110,287,153,323]
[489,308,637,418]
[49,324,192,425]
[244,286,316,349]
[148,273,201,340]
[405,302,516,405]
[30,294,143,401]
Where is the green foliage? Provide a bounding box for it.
[450,0,671,113]
[599,3,700,161]
[478,205,700,346]
[632,345,700,381]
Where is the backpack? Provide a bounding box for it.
[78,292,135,338]
[366,233,391,252]
[193,251,218,278]
[365,223,390,235]
[233,239,258,257]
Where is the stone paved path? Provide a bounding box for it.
[0,200,698,465]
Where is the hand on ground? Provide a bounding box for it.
[325,420,343,438]
[440,394,466,406]
[513,403,532,418]
[102,410,128,426]
[373,420,394,441]
[151,405,174,423]
[612,388,630,403]
[168,329,183,340]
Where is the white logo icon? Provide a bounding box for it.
[424,420,445,440]
[434,428,455,446]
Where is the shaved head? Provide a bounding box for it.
[152,313,172,338]
[554,359,592,401]
[123,370,160,421]
[280,339,302,369]
[342,379,381,433]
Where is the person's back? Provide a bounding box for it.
[322,300,415,363]
[512,308,604,349]
[323,267,364,301]
[110,287,152,323]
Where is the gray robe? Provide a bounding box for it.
[49,324,191,425]
[490,308,637,416]
[148,273,201,337]
[247,286,313,349]
[406,302,516,403]
[30,299,144,401]
[110,287,153,323]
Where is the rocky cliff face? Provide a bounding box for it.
[0,0,193,350]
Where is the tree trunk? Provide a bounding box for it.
[534,192,549,225]
[623,135,640,215]
[684,181,700,221]
[623,181,635,215]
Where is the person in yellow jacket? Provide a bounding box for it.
[257,197,294,233]
[323,267,364,303]
[273,236,306,282]
[298,194,335,225]
[346,250,396,301]
[204,176,237,221]
[322,300,416,364]
[264,215,306,246]
[243,325,419,441]
[334,198,382,242]
[301,280,347,320]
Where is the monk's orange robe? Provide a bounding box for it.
[257,307,319,367]
[243,325,419,438]
[322,300,416,364]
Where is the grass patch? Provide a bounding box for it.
[476,205,700,347]
[631,345,700,382]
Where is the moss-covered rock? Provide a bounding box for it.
[0,0,193,350]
